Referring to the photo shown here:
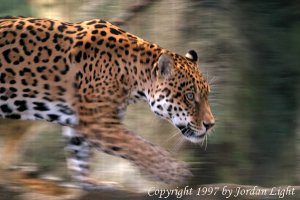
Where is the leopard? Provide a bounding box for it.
[0,16,215,188]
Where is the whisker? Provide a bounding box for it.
[204,69,210,81]
[208,76,217,85]
[210,102,223,107]
[182,128,189,137]
[164,126,189,148]
[169,136,185,153]
[163,130,181,145]
[205,135,208,151]
[201,134,206,147]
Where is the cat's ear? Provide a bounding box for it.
[185,50,198,63]
[152,53,174,79]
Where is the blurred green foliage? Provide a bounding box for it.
[234,0,300,186]
[0,0,32,17]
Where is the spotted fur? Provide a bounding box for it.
[0,17,215,185]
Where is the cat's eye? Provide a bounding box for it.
[185,92,194,101]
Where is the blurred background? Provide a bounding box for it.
[0,0,299,199]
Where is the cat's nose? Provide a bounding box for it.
[203,121,215,131]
